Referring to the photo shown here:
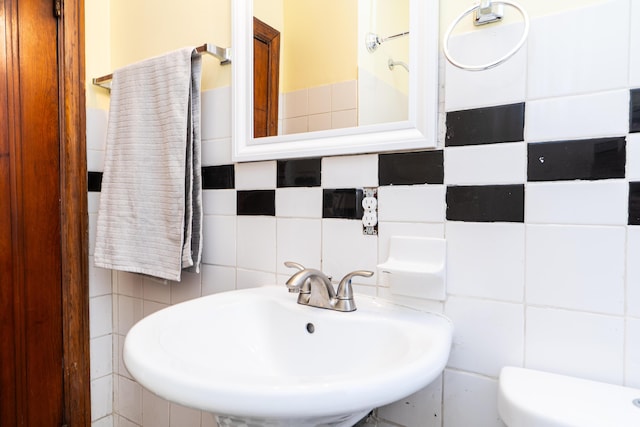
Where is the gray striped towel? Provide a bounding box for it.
[94,47,202,282]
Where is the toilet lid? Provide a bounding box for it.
[498,367,640,427]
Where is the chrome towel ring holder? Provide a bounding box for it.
[443,0,530,71]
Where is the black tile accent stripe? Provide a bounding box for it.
[631,89,640,133]
[237,190,275,216]
[88,171,103,192]
[203,165,235,190]
[630,182,640,225]
[379,150,444,185]
[322,189,364,219]
[445,103,525,147]
[446,184,524,223]
[277,158,321,187]
[528,137,626,182]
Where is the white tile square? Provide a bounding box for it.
[527,0,630,99]
[202,215,236,266]
[117,375,142,425]
[525,180,628,225]
[115,271,143,297]
[201,137,232,166]
[275,187,322,218]
[201,86,231,140]
[308,113,332,132]
[90,294,113,338]
[89,256,112,298]
[91,415,113,427]
[142,389,169,427]
[142,276,171,304]
[526,307,624,384]
[331,80,357,111]
[283,88,308,119]
[626,318,640,388]
[322,219,377,286]
[235,161,276,190]
[377,376,442,427]
[445,22,527,111]
[331,109,358,129]
[321,154,378,188]
[444,142,526,185]
[87,149,105,172]
[202,189,236,216]
[236,268,278,289]
[308,84,331,115]
[377,222,445,265]
[631,0,640,87]
[525,90,629,143]
[627,134,640,180]
[116,295,142,336]
[142,300,168,318]
[171,271,202,304]
[169,403,201,427]
[276,218,322,274]
[90,335,113,380]
[90,375,113,422]
[201,264,236,295]
[445,297,524,376]
[443,370,504,427]
[86,107,108,151]
[378,185,445,223]
[446,222,525,302]
[526,225,625,315]
[627,227,640,317]
[282,116,308,135]
[88,192,100,214]
[237,216,276,272]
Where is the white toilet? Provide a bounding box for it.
[498,367,640,426]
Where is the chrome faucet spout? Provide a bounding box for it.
[285,268,336,299]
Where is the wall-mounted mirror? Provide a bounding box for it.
[233,0,439,161]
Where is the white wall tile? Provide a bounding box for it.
[91,375,113,422]
[322,219,377,286]
[86,107,108,151]
[276,187,322,218]
[445,23,527,111]
[87,149,106,172]
[282,116,308,134]
[115,271,143,298]
[525,90,629,142]
[526,180,628,225]
[627,227,640,318]
[142,277,171,304]
[169,403,201,427]
[308,84,331,115]
[142,300,168,318]
[88,192,100,214]
[322,154,378,188]
[236,268,277,289]
[236,216,276,272]
[116,295,143,335]
[446,222,525,302]
[89,256,113,297]
[377,376,442,427]
[202,189,236,216]
[526,307,624,384]
[627,134,640,180]
[235,161,276,190]
[331,109,358,129]
[90,294,113,338]
[92,415,114,427]
[378,222,445,266]
[201,138,232,166]
[171,271,202,304]
[308,113,332,132]
[201,264,236,295]
[444,143,526,185]
[631,0,640,87]
[115,415,140,427]
[443,370,505,427]
[201,86,231,140]
[117,376,142,425]
[90,335,113,380]
[202,215,236,266]
[526,225,625,315]
[626,318,640,388]
[276,218,322,274]
[331,80,357,111]
[378,185,445,223]
[283,88,308,119]
[445,297,524,377]
[142,389,169,427]
[527,0,630,99]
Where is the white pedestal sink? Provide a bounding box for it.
[123,286,453,427]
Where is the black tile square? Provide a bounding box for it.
[446,185,524,223]
[88,171,103,192]
[202,165,235,190]
[277,158,321,187]
[445,103,525,147]
[379,151,444,185]
[528,137,626,182]
[237,190,275,216]
[322,189,364,220]
[630,182,640,225]
[631,89,640,133]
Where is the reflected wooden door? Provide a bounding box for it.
[0,0,65,424]
[253,17,280,138]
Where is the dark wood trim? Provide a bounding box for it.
[58,0,91,425]
[253,17,280,137]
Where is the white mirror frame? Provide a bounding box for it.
[232,0,439,162]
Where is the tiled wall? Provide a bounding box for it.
[87,1,640,426]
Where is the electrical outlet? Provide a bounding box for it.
[362,187,378,235]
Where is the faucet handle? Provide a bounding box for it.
[284,261,305,271]
[336,270,374,300]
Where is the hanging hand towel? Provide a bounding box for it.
[94,47,202,282]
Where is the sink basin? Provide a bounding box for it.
[123,285,453,427]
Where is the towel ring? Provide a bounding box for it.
[443,1,529,71]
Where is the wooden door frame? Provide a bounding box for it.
[58,0,91,425]
[253,17,280,137]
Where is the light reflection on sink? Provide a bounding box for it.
[123,286,453,427]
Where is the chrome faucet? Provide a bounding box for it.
[284,262,373,312]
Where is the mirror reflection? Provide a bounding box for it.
[253,0,410,138]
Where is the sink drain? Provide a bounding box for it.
[306,323,315,334]
[634,398,640,409]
